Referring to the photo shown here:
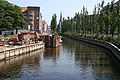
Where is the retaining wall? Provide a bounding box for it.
[0,41,44,61]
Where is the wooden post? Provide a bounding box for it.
[4,51,6,60]
[14,49,15,56]
[19,48,20,55]
[9,50,10,57]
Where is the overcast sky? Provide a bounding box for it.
[9,0,118,25]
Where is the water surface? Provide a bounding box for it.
[0,38,120,80]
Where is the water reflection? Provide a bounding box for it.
[44,47,60,62]
[0,38,120,80]
[0,49,43,79]
[63,38,120,80]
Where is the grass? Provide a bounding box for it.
[64,32,120,48]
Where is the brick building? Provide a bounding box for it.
[20,6,43,33]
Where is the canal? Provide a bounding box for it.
[0,38,120,80]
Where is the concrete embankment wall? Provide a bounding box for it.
[64,35,120,61]
[0,41,44,61]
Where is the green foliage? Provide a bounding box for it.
[0,0,27,30]
[50,14,57,33]
[62,0,120,47]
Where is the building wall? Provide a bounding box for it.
[42,20,48,32]
[20,6,42,33]
[20,7,27,12]
[39,13,43,33]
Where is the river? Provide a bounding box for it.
[0,37,120,80]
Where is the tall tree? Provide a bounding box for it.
[50,14,57,33]
[110,0,116,37]
[116,0,120,39]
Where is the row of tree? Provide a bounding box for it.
[61,0,120,39]
[0,0,27,32]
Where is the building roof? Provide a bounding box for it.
[27,6,40,9]
[20,7,28,12]
[20,6,40,12]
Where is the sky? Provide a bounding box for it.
[8,0,118,25]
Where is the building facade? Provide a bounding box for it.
[42,20,48,32]
[20,6,43,33]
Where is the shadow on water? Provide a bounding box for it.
[44,47,60,60]
[63,37,120,80]
[0,49,43,79]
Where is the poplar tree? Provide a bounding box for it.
[50,14,57,33]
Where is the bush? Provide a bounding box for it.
[92,35,99,39]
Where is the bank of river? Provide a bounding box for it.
[0,38,120,80]
[63,35,120,61]
[0,41,44,61]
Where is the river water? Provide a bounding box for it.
[0,38,120,80]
